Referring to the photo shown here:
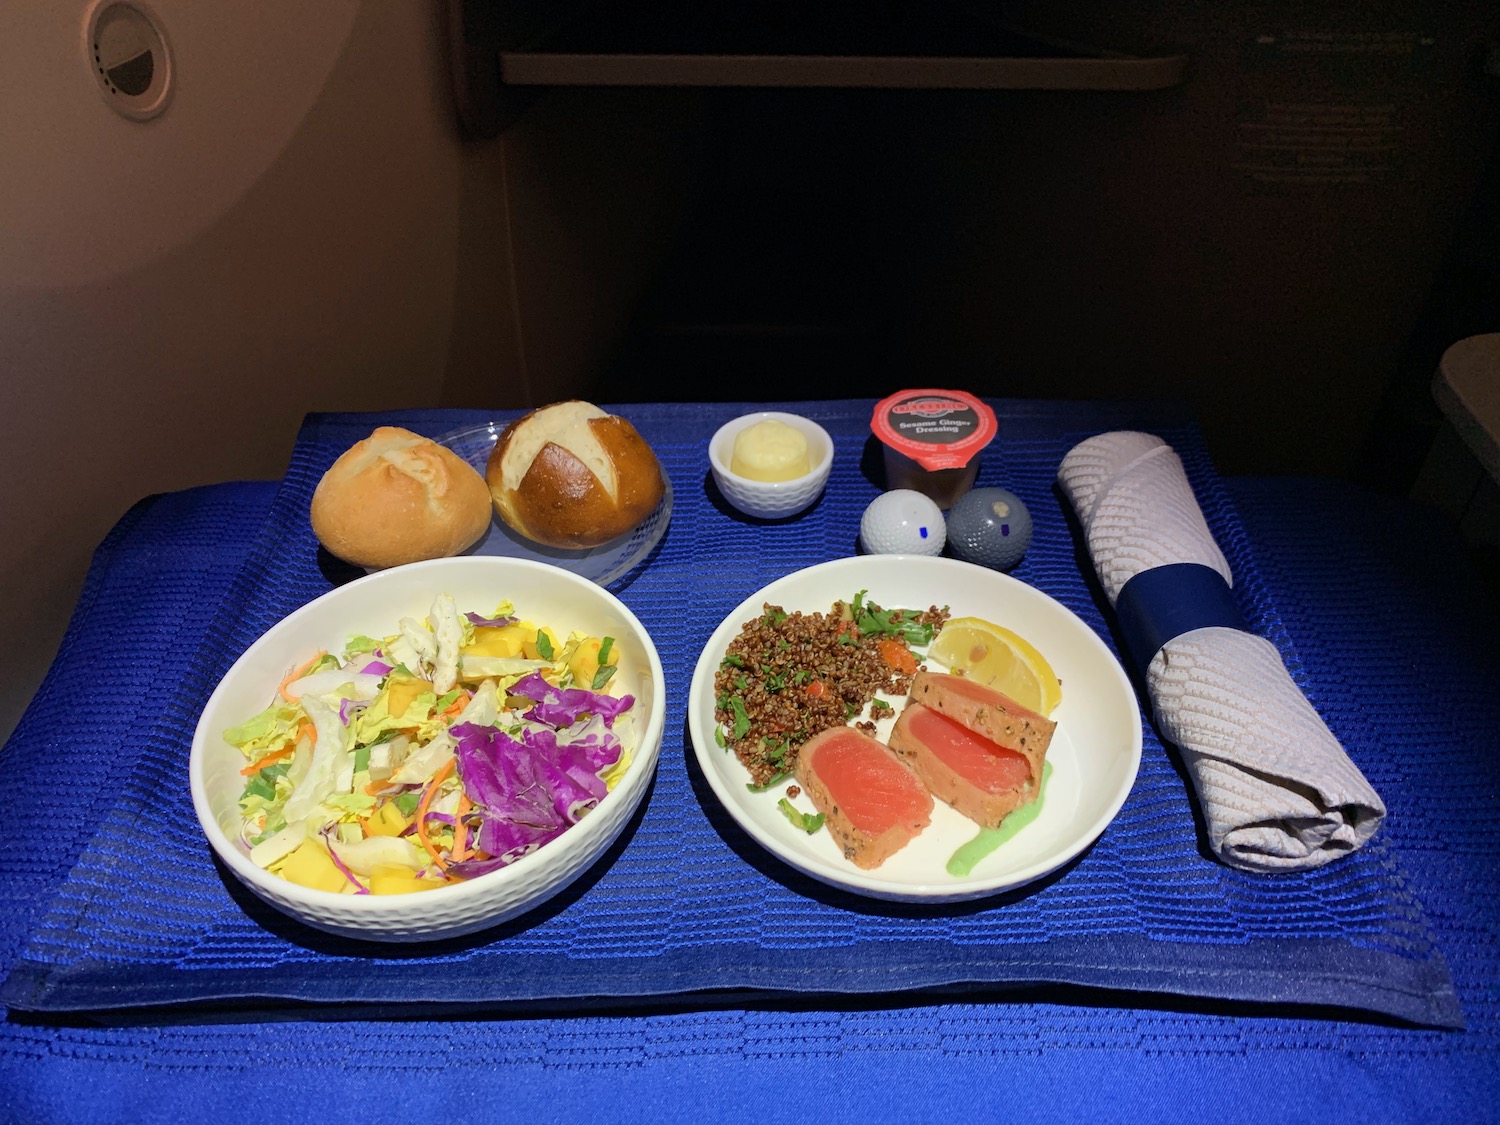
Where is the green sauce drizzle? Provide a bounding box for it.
[946,760,1053,877]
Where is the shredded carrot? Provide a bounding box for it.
[278,651,327,702]
[451,793,473,863]
[240,745,295,776]
[878,638,918,676]
[239,722,315,775]
[440,691,471,720]
[414,757,457,870]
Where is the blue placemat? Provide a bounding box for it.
[0,400,1464,1027]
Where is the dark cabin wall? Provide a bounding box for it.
[593,0,1500,479]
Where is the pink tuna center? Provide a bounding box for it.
[811,732,929,833]
[940,674,1043,721]
[907,706,1031,793]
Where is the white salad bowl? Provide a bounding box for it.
[709,411,834,520]
[189,555,665,943]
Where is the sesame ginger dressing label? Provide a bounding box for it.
[872,389,997,471]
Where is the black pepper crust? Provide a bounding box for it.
[712,598,949,787]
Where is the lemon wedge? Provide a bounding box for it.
[927,616,1062,716]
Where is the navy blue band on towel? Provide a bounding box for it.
[1115,562,1248,679]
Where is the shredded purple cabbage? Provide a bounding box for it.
[446,847,532,880]
[447,696,626,876]
[520,725,618,793]
[321,829,370,895]
[508,671,635,728]
[452,726,604,827]
[466,611,517,628]
[359,659,394,676]
[338,698,368,725]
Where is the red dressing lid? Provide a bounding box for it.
[870,389,998,470]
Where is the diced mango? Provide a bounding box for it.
[386,675,433,718]
[368,864,444,895]
[279,840,348,893]
[567,636,619,690]
[363,801,409,838]
[462,624,529,659]
[523,625,562,661]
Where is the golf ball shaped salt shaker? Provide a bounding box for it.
[860,490,946,556]
[946,487,1033,570]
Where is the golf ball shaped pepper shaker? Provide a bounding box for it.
[860,490,947,556]
[946,487,1033,570]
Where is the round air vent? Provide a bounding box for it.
[86,2,172,120]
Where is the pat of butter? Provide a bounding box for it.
[730,420,812,482]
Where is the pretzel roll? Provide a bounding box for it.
[486,401,665,549]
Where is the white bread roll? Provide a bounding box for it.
[310,426,493,569]
[485,401,665,549]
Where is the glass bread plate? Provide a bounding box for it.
[687,555,1142,903]
[433,421,672,589]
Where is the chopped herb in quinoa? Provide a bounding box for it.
[713,591,949,787]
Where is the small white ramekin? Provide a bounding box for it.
[708,412,834,520]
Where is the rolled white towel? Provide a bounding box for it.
[1058,431,1385,872]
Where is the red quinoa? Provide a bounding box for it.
[712,596,949,788]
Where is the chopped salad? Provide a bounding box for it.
[225,593,637,895]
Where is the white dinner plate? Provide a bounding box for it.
[687,555,1142,903]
